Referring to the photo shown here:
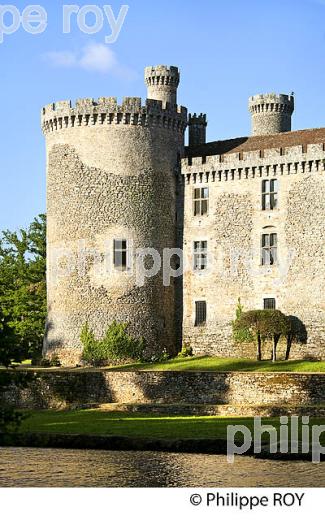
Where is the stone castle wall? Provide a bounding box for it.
[181,143,325,359]
[43,97,187,365]
[2,370,325,410]
[41,68,325,365]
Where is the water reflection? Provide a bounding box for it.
[0,448,324,487]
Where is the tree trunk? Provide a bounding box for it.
[257,333,262,361]
[285,334,292,360]
[272,334,280,362]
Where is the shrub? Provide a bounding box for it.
[232,298,254,344]
[39,354,61,367]
[80,322,97,356]
[81,321,145,366]
[177,343,193,358]
[150,348,170,363]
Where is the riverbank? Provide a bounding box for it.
[1,410,323,461]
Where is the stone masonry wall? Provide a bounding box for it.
[182,144,325,359]
[43,98,187,366]
[2,370,325,410]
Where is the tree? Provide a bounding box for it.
[0,214,46,363]
[0,215,46,433]
[234,310,265,361]
[0,314,32,433]
[0,215,45,431]
[285,316,307,360]
[261,310,291,362]
[234,309,291,361]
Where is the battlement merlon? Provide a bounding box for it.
[145,65,180,106]
[188,113,207,124]
[41,97,187,135]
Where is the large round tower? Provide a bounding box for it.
[42,65,187,365]
[248,93,294,136]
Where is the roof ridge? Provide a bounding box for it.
[186,127,325,158]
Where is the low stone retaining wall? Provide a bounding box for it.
[1,369,325,411]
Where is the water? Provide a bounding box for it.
[0,448,324,487]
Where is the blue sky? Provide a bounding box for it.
[1,0,325,230]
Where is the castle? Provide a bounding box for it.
[42,65,325,365]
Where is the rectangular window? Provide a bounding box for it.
[114,239,128,271]
[261,233,277,265]
[195,301,207,326]
[193,187,209,216]
[193,241,207,270]
[262,179,278,210]
[264,298,276,310]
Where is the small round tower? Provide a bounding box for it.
[248,93,294,136]
[42,66,187,366]
[145,65,180,106]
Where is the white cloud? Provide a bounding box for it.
[44,43,136,78]
[79,43,117,73]
[45,51,77,68]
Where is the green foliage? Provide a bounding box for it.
[0,215,46,431]
[39,354,61,367]
[0,214,46,363]
[0,407,23,433]
[262,310,291,338]
[150,349,170,363]
[232,298,254,343]
[236,309,290,338]
[81,321,145,366]
[0,365,33,434]
[235,309,291,361]
[80,322,96,352]
[177,343,193,358]
[0,314,20,366]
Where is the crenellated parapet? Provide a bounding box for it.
[41,96,187,135]
[188,112,207,124]
[249,93,294,115]
[145,65,180,105]
[181,142,325,184]
[248,93,294,136]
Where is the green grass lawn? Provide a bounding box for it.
[108,356,325,373]
[7,356,325,373]
[19,409,325,442]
